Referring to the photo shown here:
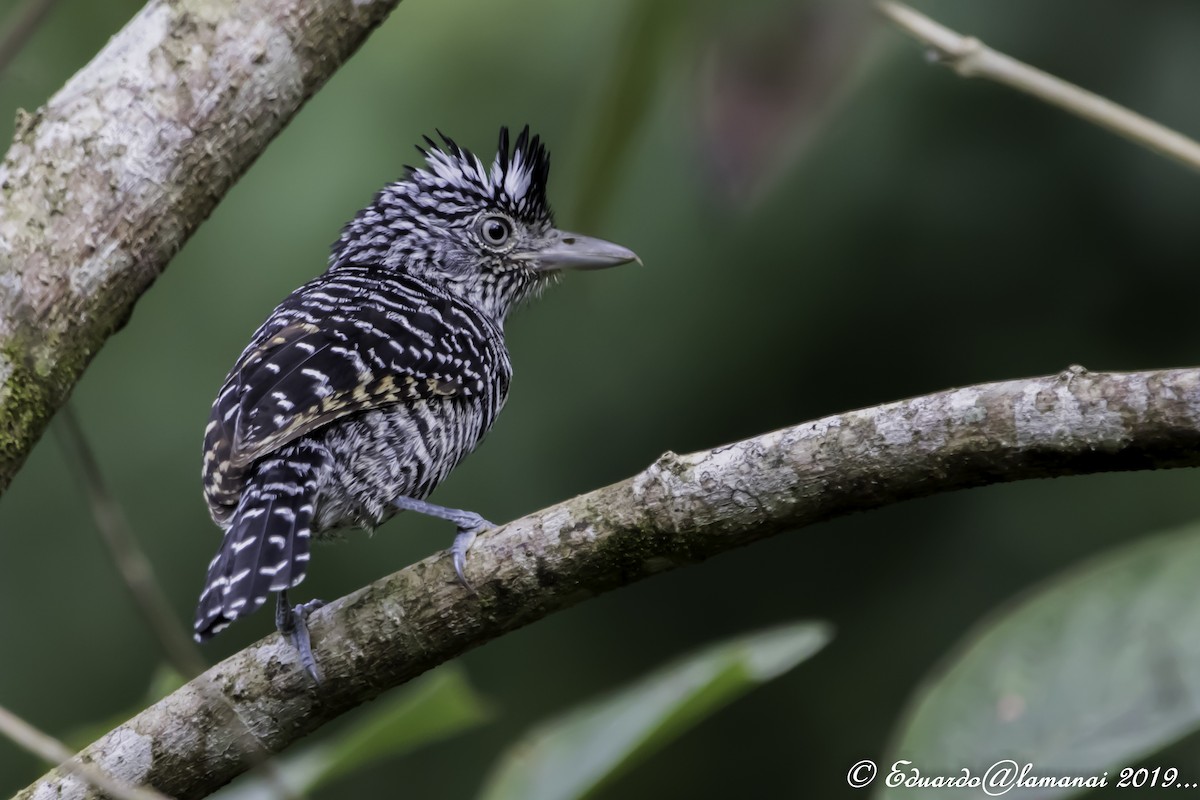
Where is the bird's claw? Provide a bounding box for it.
[276,591,325,683]
[451,520,490,593]
[389,495,492,592]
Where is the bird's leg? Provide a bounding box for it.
[391,495,493,590]
[276,589,326,683]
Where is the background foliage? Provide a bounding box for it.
[2,0,1200,796]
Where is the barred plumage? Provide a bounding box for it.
[194,127,637,678]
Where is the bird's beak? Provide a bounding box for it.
[519,230,641,273]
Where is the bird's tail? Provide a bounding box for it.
[194,444,327,642]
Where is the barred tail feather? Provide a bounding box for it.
[194,446,325,642]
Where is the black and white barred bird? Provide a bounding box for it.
[195,127,638,679]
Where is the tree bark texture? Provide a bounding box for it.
[19,366,1200,799]
[0,0,403,493]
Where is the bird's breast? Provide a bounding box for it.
[312,382,507,534]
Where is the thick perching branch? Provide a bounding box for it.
[0,0,405,493]
[20,367,1200,799]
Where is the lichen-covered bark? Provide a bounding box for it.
[20,366,1200,799]
[0,0,404,492]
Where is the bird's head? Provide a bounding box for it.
[331,126,639,324]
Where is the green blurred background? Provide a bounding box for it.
[3,0,1200,796]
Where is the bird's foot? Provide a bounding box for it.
[276,590,326,683]
[391,495,493,591]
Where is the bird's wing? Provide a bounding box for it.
[202,286,504,512]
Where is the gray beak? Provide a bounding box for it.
[520,230,641,273]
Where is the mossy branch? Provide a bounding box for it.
[0,0,405,493]
[19,366,1200,799]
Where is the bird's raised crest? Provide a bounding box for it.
[407,125,551,221]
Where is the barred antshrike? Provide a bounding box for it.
[194,127,638,679]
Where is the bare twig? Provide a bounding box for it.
[875,1,1200,171]
[54,405,207,678]
[20,366,1200,799]
[0,702,170,800]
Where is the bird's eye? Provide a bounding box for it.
[479,215,512,246]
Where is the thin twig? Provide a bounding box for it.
[875,1,1200,172]
[0,0,60,77]
[54,405,207,679]
[20,366,1200,799]
[0,701,170,800]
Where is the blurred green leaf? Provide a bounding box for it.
[314,662,491,787]
[880,523,1200,800]
[478,621,831,800]
[215,664,491,799]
